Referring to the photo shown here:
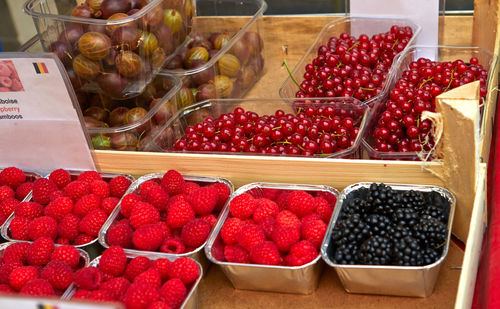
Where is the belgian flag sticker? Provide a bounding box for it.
[37,304,59,309]
[33,62,48,74]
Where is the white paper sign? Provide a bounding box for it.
[0,54,95,174]
[0,296,121,309]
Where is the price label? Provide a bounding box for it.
[0,295,122,309]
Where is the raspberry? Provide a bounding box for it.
[0,167,25,189]
[65,180,91,202]
[0,261,23,284]
[133,223,164,251]
[56,238,70,245]
[229,193,257,219]
[315,197,333,223]
[125,256,151,281]
[100,277,130,299]
[262,188,280,200]
[88,289,115,301]
[100,246,127,276]
[121,193,142,218]
[49,169,71,189]
[287,191,315,217]
[9,216,30,240]
[80,208,108,237]
[272,226,301,252]
[124,283,160,309]
[90,180,110,199]
[285,240,318,266]
[316,191,337,205]
[9,266,39,291]
[140,181,161,199]
[44,196,73,221]
[275,210,301,229]
[180,218,210,248]
[161,170,185,195]
[72,289,91,299]
[168,257,199,285]
[220,217,243,245]
[180,181,200,195]
[0,283,14,294]
[224,244,249,263]
[28,216,58,240]
[14,201,43,219]
[275,192,290,210]
[160,237,185,254]
[134,268,162,289]
[32,178,58,205]
[301,219,327,248]
[250,241,281,265]
[27,237,55,266]
[212,182,230,211]
[41,260,73,290]
[100,197,120,215]
[107,222,133,248]
[157,221,171,239]
[74,266,102,290]
[15,182,33,201]
[51,245,81,268]
[0,186,14,203]
[58,214,80,241]
[73,193,101,218]
[259,217,276,239]
[166,195,186,212]
[145,186,169,212]
[109,175,131,198]
[49,190,66,202]
[74,234,94,245]
[187,186,219,216]
[130,202,160,229]
[159,278,186,308]
[253,198,279,223]
[148,301,171,309]
[166,200,195,229]
[301,213,322,225]
[19,279,54,296]
[3,242,29,264]
[199,214,217,227]
[0,198,19,217]
[0,214,6,226]
[151,258,171,281]
[77,171,102,183]
[237,224,266,251]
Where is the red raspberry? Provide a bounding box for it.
[125,256,151,281]
[161,170,185,195]
[0,214,6,226]
[15,182,33,201]
[0,283,14,294]
[107,222,133,248]
[74,266,102,290]
[146,186,169,212]
[186,186,218,216]
[0,186,14,203]
[0,198,19,217]
[275,210,301,229]
[100,246,127,276]
[73,193,101,218]
[72,289,91,299]
[140,181,161,199]
[74,234,95,246]
[166,200,195,229]
[124,283,160,309]
[212,182,230,211]
[237,224,266,251]
[301,219,327,249]
[49,190,66,202]
[19,278,54,296]
[220,217,243,245]
[301,213,322,225]
[14,201,43,219]
[130,202,160,229]
[180,181,200,195]
[120,193,142,218]
[166,194,186,212]
[157,221,171,239]
[262,188,280,200]
[90,180,110,199]
[0,261,23,284]
[199,214,217,227]
[287,191,315,217]
[41,260,73,290]
[9,266,39,291]
[134,268,162,289]
[0,167,26,189]
[285,240,318,266]
[28,216,58,240]
[65,180,91,202]
[78,171,102,183]
[272,226,301,252]
[133,223,164,251]
[100,197,119,215]
[259,217,276,239]
[316,191,337,205]
[3,242,29,264]
[26,237,54,266]
[56,238,70,245]
[9,216,30,240]
[58,214,80,241]
[151,258,171,281]
[315,197,333,223]
[100,277,130,299]
[32,178,58,205]
[49,169,71,189]
[229,193,257,219]
[160,237,185,254]
[159,278,186,308]
[44,196,73,221]
[79,208,108,237]
[181,218,211,248]
[168,257,199,285]
[88,289,115,301]
[250,241,281,265]
[275,192,290,210]
[253,198,279,223]
[109,175,131,198]
[224,244,249,263]
[51,245,81,268]
[148,301,172,309]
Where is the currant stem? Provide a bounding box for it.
[283,59,305,92]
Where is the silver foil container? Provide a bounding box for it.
[1,170,134,258]
[205,182,340,294]
[62,252,203,309]
[99,172,234,271]
[321,182,456,297]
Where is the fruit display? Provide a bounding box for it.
[2,169,133,247]
[25,0,194,99]
[0,241,89,297]
[0,167,41,227]
[100,170,232,257]
[67,246,202,309]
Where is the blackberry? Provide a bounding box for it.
[422,247,443,265]
[357,235,392,265]
[391,224,412,240]
[332,242,359,264]
[392,207,419,227]
[400,190,426,213]
[393,236,423,266]
[341,197,368,218]
[366,214,393,237]
[366,183,400,215]
[422,205,447,223]
[413,216,448,249]
[331,214,371,245]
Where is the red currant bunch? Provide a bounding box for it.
[296,25,414,102]
[371,56,488,154]
[171,104,365,157]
